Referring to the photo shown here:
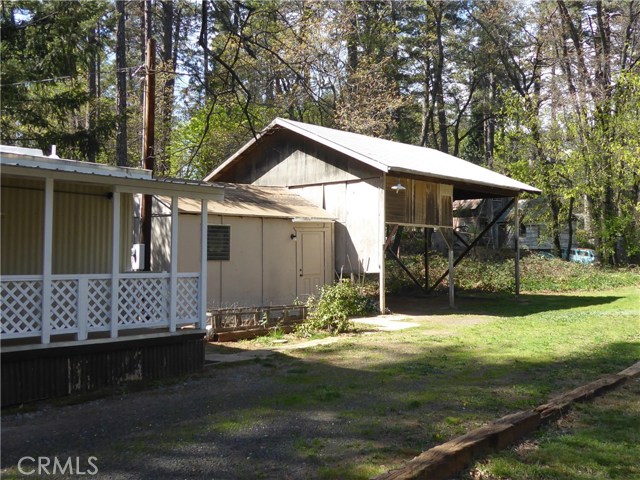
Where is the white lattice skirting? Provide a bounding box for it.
[1,273,201,341]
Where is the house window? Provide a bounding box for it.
[207,225,230,260]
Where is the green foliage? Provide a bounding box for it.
[385,253,640,294]
[0,1,112,159]
[298,281,376,336]
[169,101,280,179]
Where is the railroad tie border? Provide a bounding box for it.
[374,361,640,480]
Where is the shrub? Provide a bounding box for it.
[298,281,376,336]
[384,253,640,294]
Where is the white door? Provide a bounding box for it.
[296,229,325,299]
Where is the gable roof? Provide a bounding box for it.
[205,118,541,198]
[170,183,334,221]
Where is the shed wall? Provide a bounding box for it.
[178,213,332,307]
[214,133,383,275]
[385,176,453,228]
[216,133,378,186]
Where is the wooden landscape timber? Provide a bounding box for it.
[374,361,640,480]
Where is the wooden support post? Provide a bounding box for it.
[41,178,54,344]
[383,224,400,252]
[199,199,208,329]
[453,229,470,248]
[448,243,455,309]
[110,190,121,338]
[77,277,89,341]
[437,228,456,309]
[379,174,386,314]
[514,194,521,297]
[141,38,156,271]
[424,227,430,291]
[431,198,515,291]
[387,248,426,292]
[169,196,179,332]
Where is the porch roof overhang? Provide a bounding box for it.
[167,183,335,221]
[0,148,223,201]
[205,118,541,200]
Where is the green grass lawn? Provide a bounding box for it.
[6,285,637,479]
[282,286,640,477]
[463,378,640,480]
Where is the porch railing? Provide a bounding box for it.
[1,272,201,343]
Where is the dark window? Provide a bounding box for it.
[207,225,230,261]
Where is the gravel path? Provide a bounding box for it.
[2,357,351,479]
[0,312,498,479]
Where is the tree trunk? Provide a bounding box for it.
[199,0,209,92]
[431,3,448,154]
[115,0,127,167]
[565,197,574,257]
[157,0,176,176]
[87,26,98,163]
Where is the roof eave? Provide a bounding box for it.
[388,166,541,197]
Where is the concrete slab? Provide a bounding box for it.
[352,314,420,331]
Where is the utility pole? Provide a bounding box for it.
[141,38,156,271]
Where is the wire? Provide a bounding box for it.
[0,65,146,88]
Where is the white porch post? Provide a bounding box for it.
[199,199,208,329]
[379,174,386,314]
[41,177,54,344]
[169,196,179,332]
[110,190,121,338]
[514,194,521,297]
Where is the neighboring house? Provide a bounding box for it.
[0,146,223,406]
[154,183,334,307]
[454,198,579,253]
[453,198,511,249]
[205,118,540,310]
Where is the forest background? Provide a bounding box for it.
[1,0,639,264]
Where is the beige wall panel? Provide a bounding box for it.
[263,218,297,304]
[1,179,44,275]
[311,180,380,274]
[178,213,334,308]
[177,214,201,273]
[52,186,112,274]
[151,215,171,272]
[119,195,134,272]
[220,216,263,307]
[304,180,380,275]
[1,179,133,275]
[321,183,347,274]
[344,180,382,274]
[290,185,324,208]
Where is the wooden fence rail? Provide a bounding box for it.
[207,305,308,339]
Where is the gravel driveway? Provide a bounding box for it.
[2,357,350,479]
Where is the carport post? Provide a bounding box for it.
[514,194,520,297]
[379,174,386,314]
[437,227,455,309]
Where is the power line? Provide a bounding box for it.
[0,65,199,88]
[0,65,149,88]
